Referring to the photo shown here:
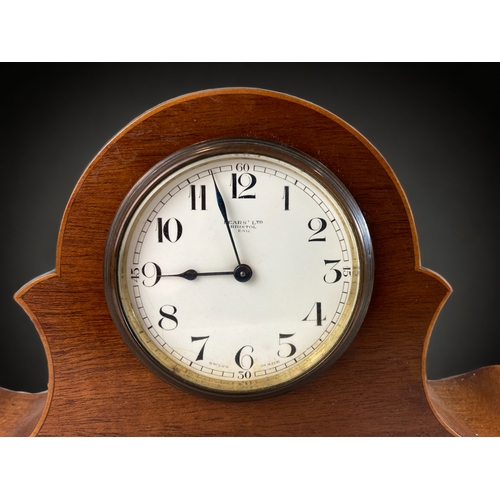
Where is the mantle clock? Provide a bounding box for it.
[3,88,499,436]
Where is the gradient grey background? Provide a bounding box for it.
[1,63,498,393]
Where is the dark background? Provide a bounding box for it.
[1,63,498,393]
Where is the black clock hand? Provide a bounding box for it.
[162,269,233,281]
[161,264,253,282]
[210,170,242,266]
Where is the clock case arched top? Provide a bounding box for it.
[11,88,466,436]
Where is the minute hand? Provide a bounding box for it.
[211,171,241,266]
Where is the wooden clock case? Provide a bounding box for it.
[2,88,499,436]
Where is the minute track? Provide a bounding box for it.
[107,138,373,400]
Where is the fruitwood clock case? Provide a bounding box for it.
[3,88,499,436]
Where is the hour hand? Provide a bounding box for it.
[162,265,252,283]
[162,269,233,280]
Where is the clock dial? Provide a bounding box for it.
[104,139,373,399]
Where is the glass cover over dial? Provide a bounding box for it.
[104,139,373,400]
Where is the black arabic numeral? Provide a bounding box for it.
[235,163,250,172]
[158,305,178,331]
[232,173,257,199]
[278,334,297,358]
[323,259,342,284]
[308,217,327,242]
[157,217,183,243]
[190,184,207,210]
[191,336,210,361]
[235,345,254,370]
[302,302,326,326]
[142,262,162,287]
[283,185,290,211]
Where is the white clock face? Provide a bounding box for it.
[105,139,373,399]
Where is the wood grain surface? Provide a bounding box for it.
[427,365,500,436]
[0,387,47,437]
[4,88,475,436]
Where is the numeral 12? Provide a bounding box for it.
[232,173,257,199]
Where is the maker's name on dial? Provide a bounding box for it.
[227,220,263,233]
